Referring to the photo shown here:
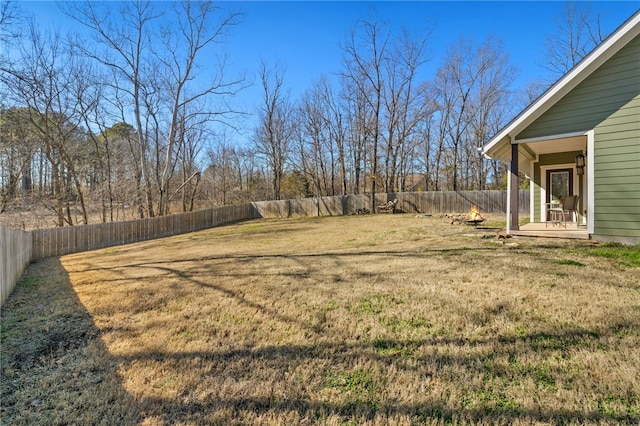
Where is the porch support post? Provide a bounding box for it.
[510,140,520,231]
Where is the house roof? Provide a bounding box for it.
[482,10,640,160]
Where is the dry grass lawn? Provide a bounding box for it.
[2,214,639,425]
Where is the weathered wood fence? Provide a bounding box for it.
[252,190,525,218]
[1,225,32,307]
[31,203,261,259]
[1,190,527,306]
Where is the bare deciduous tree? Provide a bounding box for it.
[342,15,389,211]
[64,0,244,217]
[381,28,430,192]
[0,0,22,46]
[1,23,95,226]
[433,36,516,191]
[254,61,295,201]
[543,2,604,78]
[154,1,244,215]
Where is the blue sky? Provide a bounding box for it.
[15,1,640,138]
[230,1,638,100]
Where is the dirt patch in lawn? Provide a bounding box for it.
[2,214,639,425]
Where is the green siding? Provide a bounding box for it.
[592,36,640,241]
[523,35,640,242]
[518,36,640,140]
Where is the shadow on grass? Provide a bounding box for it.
[109,325,638,424]
[3,256,638,424]
[0,258,140,425]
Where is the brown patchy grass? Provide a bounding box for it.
[2,214,639,425]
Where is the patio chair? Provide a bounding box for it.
[546,202,565,228]
[561,195,579,223]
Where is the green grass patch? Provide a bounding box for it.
[533,365,556,390]
[597,393,640,420]
[514,324,528,338]
[326,369,376,396]
[239,224,263,231]
[19,276,43,288]
[372,338,414,358]
[379,315,430,331]
[586,243,640,267]
[320,301,338,312]
[348,294,400,315]
[0,323,19,342]
[324,369,384,416]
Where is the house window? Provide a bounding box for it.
[547,169,574,203]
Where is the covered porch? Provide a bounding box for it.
[480,12,640,244]
[486,131,593,240]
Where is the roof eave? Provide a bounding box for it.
[481,10,640,160]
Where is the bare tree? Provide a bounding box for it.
[297,76,346,197]
[466,40,517,189]
[543,2,604,78]
[342,16,389,211]
[154,1,244,215]
[415,84,439,191]
[64,0,244,217]
[0,0,22,46]
[297,85,326,197]
[206,136,236,205]
[322,80,349,196]
[433,36,516,191]
[341,76,371,195]
[1,23,94,225]
[381,28,430,192]
[64,1,159,217]
[254,61,295,201]
[92,122,139,221]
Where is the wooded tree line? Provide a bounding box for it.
[0,1,605,225]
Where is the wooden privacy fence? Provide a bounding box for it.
[2,190,527,307]
[390,190,527,215]
[253,194,373,218]
[31,203,261,260]
[1,225,32,307]
[253,190,526,218]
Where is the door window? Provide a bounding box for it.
[547,169,573,204]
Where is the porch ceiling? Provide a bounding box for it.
[516,135,586,156]
[488,135,586,175]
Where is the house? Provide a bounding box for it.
[481,10,640,244]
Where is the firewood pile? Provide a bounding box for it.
[376,199,397,214]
